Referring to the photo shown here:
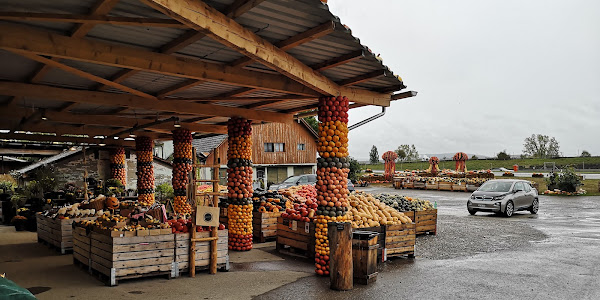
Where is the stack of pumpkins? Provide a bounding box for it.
[172,128,193,215]
[136,136,155,206]
[109,147,127,187]
[314,96,351,276]
[226,117,254,251]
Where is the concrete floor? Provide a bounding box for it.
[1,187,599,299]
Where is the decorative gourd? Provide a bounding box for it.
[105,196,120,210]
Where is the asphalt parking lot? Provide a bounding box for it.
[257,186,600,300]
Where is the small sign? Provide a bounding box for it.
[304,222,310,233]
[382,248,387,262]
[196,206,219,227]
[336,223,344,231]
[292,221,297,231]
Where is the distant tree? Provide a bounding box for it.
[497,150,511,160]
[581,150,591,157]
[396,144,419,161]
[369,146,379,164]
[523,134,560,158]
[348,157,361,181]
[395,148,407,161]
[471,155,478,160]
[303,116,318,133]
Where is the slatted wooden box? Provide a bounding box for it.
[219,207,228,228]
[425,182,439,190]
[438,182,453,191]
[413,182,426,189]
[276,217,315,258]
[174,230,229,275]
[36,215,95,254]
[403,181,414,189]
[453,182,467,192]
[89,232,177,286]
[383,223,416,259]
[72,226,92,268]
[403,210,437,235]
[253,211,281,243]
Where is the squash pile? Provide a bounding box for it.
[109,147,127,187]
[172,129,193,215]
[136,137,154,206]
[252,191,289,212]
[347,192,411,228]
[227,117,254,251]
[315,96,350,276]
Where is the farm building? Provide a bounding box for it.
[194,119,318,188]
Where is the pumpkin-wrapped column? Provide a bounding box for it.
[172,128,193,215]
[136,137,155,206]
[109,147,127,187]
[314,96,350,276]
[226,117,254,251]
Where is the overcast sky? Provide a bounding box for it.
[328,0,600,160]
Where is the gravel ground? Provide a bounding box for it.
[415,214,548,260]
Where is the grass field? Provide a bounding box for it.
[494,177,600,196]
[362,156,600,171]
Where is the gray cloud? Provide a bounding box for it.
[330,0,600,160]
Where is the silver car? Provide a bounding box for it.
[467,179,539,217]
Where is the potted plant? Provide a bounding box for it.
[11,215,27,231]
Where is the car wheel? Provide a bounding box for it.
[468,209,477,215]
[529,198,539,214]
[504,201,514,217]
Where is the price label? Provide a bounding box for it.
[336,223,344,231]
[305,222,310,233]
[292,221,297,231]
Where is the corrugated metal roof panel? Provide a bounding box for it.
[86,24,186,50]
[169,81,242,98]
[39,68,97,89]
[15,97,66,110]
[120,71,189,94]
[0,50,39,82]
[61,59,124,79]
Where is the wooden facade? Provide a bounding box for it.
[203,121,317,166]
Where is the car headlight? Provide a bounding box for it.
[470,195,475,199]
[492,195,505,201]
[494,202,501,206]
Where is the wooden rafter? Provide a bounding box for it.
[0,132,135,146]
[229,21,336,68]
[0,82,293,124]
[0,119,148,140]
[337,70,386,87]
[0,24,319,97]
[175,95,316,102]
[10,51,156,99]
[0,109,226,135]
[137,0,267,96]
[0,13,188,28]
[142,0,392,106]
[311,50,365,72]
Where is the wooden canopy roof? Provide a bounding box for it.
[0,0,415,147]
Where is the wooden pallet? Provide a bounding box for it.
[276,217,315,258]
[73,226,92,271]
[384,223,416,259]
[89,232,177,286]
[253,211,280,243]
[403,182,414,189]
[413,182,426,189]
[174,230,229,275]
[36,215,95,254]
[425,182,439,190]
[453,183,467,192]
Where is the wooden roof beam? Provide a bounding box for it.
[0,133,135,147]
[0,24,319,97]
[142,0,391,106]
[337,70,386,87]
[311,50,364,72]
[0,82,293,124]
[10,51,156,99]
[0,119,153,140]
[229,21,336,68]
[0,13,188,28]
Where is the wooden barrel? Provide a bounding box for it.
[352,231,379,285]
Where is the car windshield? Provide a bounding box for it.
[282,176,301,184]
[478,181,513,192]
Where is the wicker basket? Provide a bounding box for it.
[88,200,105,211]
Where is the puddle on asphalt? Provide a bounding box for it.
[128,291,144,294]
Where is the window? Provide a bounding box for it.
[298,176,309,183]
[297,143,306,151]
[264,143,285,152]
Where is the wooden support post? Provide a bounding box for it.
[190,147,197,277]
[83,146,89,201]
[328,222,353,291]
[209,151,219,274]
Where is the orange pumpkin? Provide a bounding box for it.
[105,196,120,210]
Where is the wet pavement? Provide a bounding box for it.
[255,187,600,300]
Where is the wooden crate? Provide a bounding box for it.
[174,230,229,275]
[36,215,95,254]
[393,179,403,189]
[403,181,414,189]
[89,232,177,286]
[425,182,439,190]
[401,210,437,235]
[438,182,453,191]
[413,182,426,189]
[276,217,315,258]
[72,226,92,269]
[453,182,467,192]
[384,223,416,259]
[253,211,281,243]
